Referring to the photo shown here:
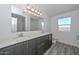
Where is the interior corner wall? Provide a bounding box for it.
[51,10,79,47]
[0,4,18,39]
[44,17,52,33]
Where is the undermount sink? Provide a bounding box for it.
[17,31,45,39]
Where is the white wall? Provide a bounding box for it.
[0,5,19,40]
[44,17,51,33]
[51,10,79,47]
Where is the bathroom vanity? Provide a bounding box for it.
[0,33,52,55]
[0,6,53,55]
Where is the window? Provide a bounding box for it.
[58,17,71,32]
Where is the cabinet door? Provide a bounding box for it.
[37,42,47,55]
[0,46,13,55]
[22,41,28,55]
[36,36,47,54]
[36,34,52,55]
[48,34,52,46]
[0,42,25,55]
[26,39,37,55]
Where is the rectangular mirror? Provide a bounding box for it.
[11,5,44,33]
[30,16,43,31]
[11,13,25,32]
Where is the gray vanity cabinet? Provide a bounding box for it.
[49,34,52,46]
[26,39,37,55]
[36,34,52,55]
[0,34,52,55]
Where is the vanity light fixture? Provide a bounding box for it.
[24,4,42,16]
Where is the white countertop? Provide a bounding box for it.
[0,32,51,49]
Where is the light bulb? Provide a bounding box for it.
[35,10,38,13]
[26,6,31,9]
[40,13,42,15]
[28,11,31,14]
[24,9,27,12]
[38,12,40,14]
[31,8,34,11]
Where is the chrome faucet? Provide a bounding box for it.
[18,33,23,37]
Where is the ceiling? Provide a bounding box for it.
[14,4,79,17]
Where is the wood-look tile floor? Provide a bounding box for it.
[44,41,79,55]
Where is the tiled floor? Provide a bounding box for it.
[44,41,79,55]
